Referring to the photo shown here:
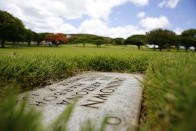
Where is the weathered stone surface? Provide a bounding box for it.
[20,72,143,131]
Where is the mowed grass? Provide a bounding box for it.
[0,44,151,90]
[0,44,196,131]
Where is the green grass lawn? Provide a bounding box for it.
[0,44,196,131]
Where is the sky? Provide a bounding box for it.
[0,0,196,38]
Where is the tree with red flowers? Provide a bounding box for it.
[46,33,67,46]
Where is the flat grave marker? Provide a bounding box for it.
[20,72,143,131]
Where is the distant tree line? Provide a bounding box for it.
[112,29,196,51]
[145,29,196,51]
[0,10,67,48]
[68,34,111,48]
[0,10,196,51]
[68,29,196,51]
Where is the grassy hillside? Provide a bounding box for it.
[0,44,195,131]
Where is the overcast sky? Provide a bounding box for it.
[0,0,196,38]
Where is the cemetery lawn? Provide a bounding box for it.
[0,44,196,131]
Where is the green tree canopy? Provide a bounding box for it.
[33,32,47,45]
[25,29,34,46]
[173,35,182,51]
[124,35,145,50]
[67,34,106,47]
[145,29,176,51]
[91,36,104,48]
[0,10,26,48]
[181,29,196,51]
[112,38,124,45]
[74,36,91,47]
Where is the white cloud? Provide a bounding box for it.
[174,27,183,35]
[0,0,149,20]
[109,25,146,38]
[137,12,146,18]
[0,0,149,38]
[78,19,146,38]
[33,18,146,38]
[129,0,149,6]
[159,0,180,8]
[79,19,108,35]
[140,16,170,30]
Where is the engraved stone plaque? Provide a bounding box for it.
[20,72,143,131]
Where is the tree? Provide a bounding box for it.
[46,33,67,46]
[124,35,145,50]
[173,35,182,51]
[104,37,112,45]
[145,29,176,51]
[74,36,89,47]
[0,10,26,48]
[67,36,77,44]
[112,38,124,45]
[181,29,196,51]
[33,33,44,46]
[67,35,107,47]
[25,29,34,46]
[90,36,104,48]
[94,39,104,48]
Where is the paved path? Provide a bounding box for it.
[21,72,143,131]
